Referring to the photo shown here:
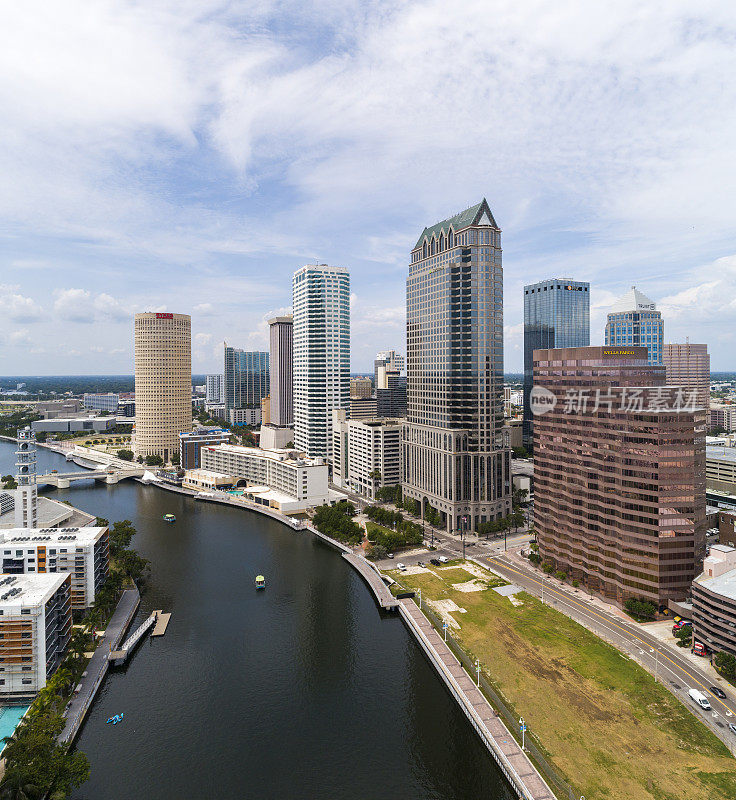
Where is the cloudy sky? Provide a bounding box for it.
[1,0,736,375]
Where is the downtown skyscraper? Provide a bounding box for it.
[223,346,269,416]
[604,286,663,364]
[402,200,511,532]
[292,264,350,459]
[522,279,590,449]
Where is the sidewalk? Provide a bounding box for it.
[60,588,140,743]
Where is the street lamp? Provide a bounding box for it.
[475,658,480,687]
[519,717,527,750]
[649,647,660,682]
[418,587,422,610]
[442,621,448,642]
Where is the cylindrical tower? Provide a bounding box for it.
[133,312,192,463]
[15,427,38,528]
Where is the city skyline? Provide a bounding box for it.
[2,3,736,374]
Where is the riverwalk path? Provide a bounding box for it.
[60,588,140,744]
[398,597,556,800]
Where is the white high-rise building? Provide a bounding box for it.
[374,350,405,390]
[206,374,225,405]
[15,428,37,529]
[292,265,350,459]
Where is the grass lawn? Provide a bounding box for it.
[387,562,736,800]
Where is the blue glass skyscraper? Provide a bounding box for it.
[224,346,269,415]
[523,279,590,449]
[604,286,663,365]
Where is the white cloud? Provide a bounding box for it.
[9,328,32,346]
[193,303,215,315]
[0,292,43,322]
[194,332,213,346]
[53,288,129,323]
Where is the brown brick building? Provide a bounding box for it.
[533,346,706,606]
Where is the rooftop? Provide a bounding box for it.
[0,526,107,546]
[413,199,498,249]
[0,493,76,530]
[706,445,736,463]
[695,566,736,601]
[0,573,68,609]
[608,286,658,314]
[204,443,326,467]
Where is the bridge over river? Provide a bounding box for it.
[37,466,145,488]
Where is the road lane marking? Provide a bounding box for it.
[482,555,736,721]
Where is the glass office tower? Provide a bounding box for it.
[522,279,590,449]
[224,346,269,415]
[402,199,511,533]
[604,286,663,365]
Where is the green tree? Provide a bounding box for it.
[512,446,530,459]
[714,651,736,681]
[366,544,388,561]
[624,598,657,621]
[144,454,163,466]
[555,570,567,582]
[1,475,17,489]
[116,449,134,461]
[170,452,180,466]
[0,772,43,799]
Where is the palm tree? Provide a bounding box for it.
[368,469,381,499]
[0,773,42,800]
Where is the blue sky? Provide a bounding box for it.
[2,0,736,374]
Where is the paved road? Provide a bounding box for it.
[475,551,736,752]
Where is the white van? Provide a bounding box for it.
[438,556,449,564]
[688,689,711,710]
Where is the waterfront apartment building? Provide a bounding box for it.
[663,342,710,410]
[205,374,225,405]
[533,345,706,606]
[605,287,663,365]
[374,350,405,390]
[692,545,736,657]
[0,573,72,702]
[332,410,402,499]
[522,279,590,449]
[0,526,110,610]
[292,264,350,459]
[133,312,192,463]
[224,346,269,417]
[82,393,119,413]
[200,444,330,512]
[350,377,373,398]
[179,427,231,470]
[402,199,511,532]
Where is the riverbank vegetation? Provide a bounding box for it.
[388,562,736,800]
[312,501,362,545]
[0,519,149,798]
[363,506,423,556]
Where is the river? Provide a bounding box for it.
[0,441,512,799]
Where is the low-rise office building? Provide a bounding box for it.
[710,403,736,433]
[182,469,235,491]
[31,417,117,434]
[83,393,120,413]
[349,397,378,420]
[229,407,262,427]
[200,444,330,512]
[692,545,736,656]
[179,427,231,470]
[0,573,72,702]
[331,412,401,499]
[0,527,109,610]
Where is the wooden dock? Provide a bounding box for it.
[151,611,171,636]
[342,553,399,610]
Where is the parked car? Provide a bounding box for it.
[417,561,426,568]
[438,556,449,563]
[728,723,736,735]
[710,686,727,699]
[430,558,441,566]
[693,641,707,656]
[387,553,394,559]
[397,563,407,571]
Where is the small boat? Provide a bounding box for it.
[255,575,266,590]
[106,713,124,725]
[163,514,176,523]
